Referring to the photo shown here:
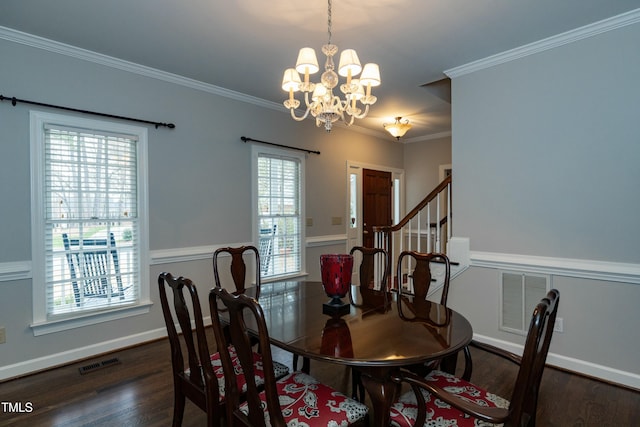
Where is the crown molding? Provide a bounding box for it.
[445,8,640,78]
[402,131,452,144]
[0,26,282,112]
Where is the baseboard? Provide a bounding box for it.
[0,315,217,382]
[0,327,167,381]
[473,333,640,390]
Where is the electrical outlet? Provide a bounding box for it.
[306,217,313,227]
[0,327,6,344]
[553,318,564,333]
[331,216,342,225]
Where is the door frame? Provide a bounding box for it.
[346,160,405,251]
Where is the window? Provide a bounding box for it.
[30,111,149,334]
[253,146,304,280]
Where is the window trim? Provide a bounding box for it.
[251,144,306,281]
[29,111,151,335]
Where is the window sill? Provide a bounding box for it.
[30,301,153,336]
[261,272,308,284]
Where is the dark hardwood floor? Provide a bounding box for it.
[1,334,638,426]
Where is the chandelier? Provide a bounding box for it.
[383,117,412,140]
[281,0,381,132]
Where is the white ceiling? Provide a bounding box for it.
[1,0,638,141]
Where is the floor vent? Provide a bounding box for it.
[79,357,121,375]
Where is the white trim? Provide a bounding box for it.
[149,242,253,265]
[445,8,640,78]
[0,325,166,381]
[474,333,640,390]
[306,234,348,248]
[30,302,153,336]
[402,131,452,144]
[0,261,32,282]
[1,234,350,284]
[251,145,306,279]
[471,251,640,284]
[29,111,150,326]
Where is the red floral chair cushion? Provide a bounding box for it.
[239,371,369,426]
[185,345,289,401]
[390,370,510,427]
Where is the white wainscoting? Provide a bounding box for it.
[470,251,640,285]
[4,238,639,386]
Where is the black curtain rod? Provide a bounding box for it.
[240,136,320,155]
[0,94,175,129]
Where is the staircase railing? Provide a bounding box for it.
[373,175,452,290]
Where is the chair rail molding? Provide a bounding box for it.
[0,261,32,282]
[306,234,348,248]
[471,251,640,285]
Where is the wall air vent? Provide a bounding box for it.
[78,357,121,375]
[500,271,549,335]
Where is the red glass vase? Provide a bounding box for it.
[320,254,353,316]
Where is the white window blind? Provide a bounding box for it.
[257,153,302,278]
[43,125,140,317]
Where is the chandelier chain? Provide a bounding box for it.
[327,0,332,44]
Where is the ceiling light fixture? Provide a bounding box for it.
[383,117,412,140]
[281,0,381,132]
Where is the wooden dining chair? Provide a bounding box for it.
[158,272,226,427]
[213,245,261,347]
[396,250,473,380]
[389,289,560,427]
[158,272,288,427]
[215,245,299,376]
[348,245,389,402]
[213,246,291,373]
[209,286,370,427]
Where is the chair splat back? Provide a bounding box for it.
[349,246,389,291]
[396,251,451,306]
[213,246,261,299]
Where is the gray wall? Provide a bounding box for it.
[0,35,404,374]
[404,135,452,208]
[448,20,640,381]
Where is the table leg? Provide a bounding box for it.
[357,366,401,427]
[439,351,458,375]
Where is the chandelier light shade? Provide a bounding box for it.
[281,0,381,132]
[383,117,412,140]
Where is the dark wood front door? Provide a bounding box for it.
[362,169,392,248]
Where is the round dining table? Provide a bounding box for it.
[223,279,473,427]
